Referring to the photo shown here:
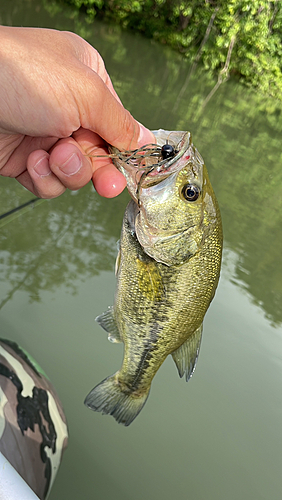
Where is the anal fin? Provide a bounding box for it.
[171,324,203,381]
[95,306,123,343]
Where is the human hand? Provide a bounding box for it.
[0,26,155,198]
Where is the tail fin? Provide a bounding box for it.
[84,374,150,426]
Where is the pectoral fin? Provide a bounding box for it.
[95,306,123,343]
[171,324,203,381]
[136,257,165,301]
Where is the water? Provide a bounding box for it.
[0,1,282,499]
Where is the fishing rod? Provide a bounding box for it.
[0,198,46,228]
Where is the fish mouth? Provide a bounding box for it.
[109,130,193,203]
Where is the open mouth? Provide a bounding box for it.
[109,131,197,203]
[132,133,193,189]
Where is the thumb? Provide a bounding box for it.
[77,69,155,150]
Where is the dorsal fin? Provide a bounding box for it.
[171,324,203,381]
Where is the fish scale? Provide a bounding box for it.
[84,130,223,425]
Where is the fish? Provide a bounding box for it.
[84,129,223,426]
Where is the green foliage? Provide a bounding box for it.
[60,0,282,99]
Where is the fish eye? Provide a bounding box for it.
[181,184,201,202]
[161,144,175,160]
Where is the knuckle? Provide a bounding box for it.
[34,179,66,199]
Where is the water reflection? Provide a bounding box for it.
[0,0,282,328]
[0,182,129,306]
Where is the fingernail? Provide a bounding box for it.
[138,123,156,147]
[33,156,51,177]
[59,153,82,176]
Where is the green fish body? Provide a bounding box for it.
[85,130,223,425]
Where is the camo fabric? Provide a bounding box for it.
[0,339,68,499]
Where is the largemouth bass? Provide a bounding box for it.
[85,130,223,426]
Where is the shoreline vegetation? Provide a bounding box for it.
[60,0,282,100]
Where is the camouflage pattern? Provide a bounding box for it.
[0,339,68,499]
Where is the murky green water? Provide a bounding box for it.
[1,1,282,499]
